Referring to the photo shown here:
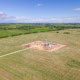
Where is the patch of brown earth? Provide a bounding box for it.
[22,41,66,52]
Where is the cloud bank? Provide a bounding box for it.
[0,12,80,23]
[73,8,80,11]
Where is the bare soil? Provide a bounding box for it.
[22,41,66,52]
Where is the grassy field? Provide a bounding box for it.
[0,29,80,80]
[0,28,56,38]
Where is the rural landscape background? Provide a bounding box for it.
[0,0,80,80]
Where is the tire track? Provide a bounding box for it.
[0,47,32,58]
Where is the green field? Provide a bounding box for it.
[0,28,56,38]
[0,23,80,38]
[0,29,80,80]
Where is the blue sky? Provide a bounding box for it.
[0,0,80,23]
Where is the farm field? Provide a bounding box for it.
[0,28,55,38]
[0,29,80,80]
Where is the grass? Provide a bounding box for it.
[0,29,80,80]
[0,29,26,38]
[67,59,80,68]
[0,28,56,38]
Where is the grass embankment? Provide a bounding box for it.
[0,28,56,38]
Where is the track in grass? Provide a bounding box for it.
[0,47,32,58]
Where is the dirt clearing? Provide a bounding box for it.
[22,41,66,52]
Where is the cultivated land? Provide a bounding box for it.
[0,29,80,80]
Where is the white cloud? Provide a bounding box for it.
[17,17,80,23]
[0,11,80,23]
[73,8,80,11]
[35,3,42,7]
[0,12,7,17]
[0,12,5,15]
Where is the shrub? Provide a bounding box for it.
[11,33,22,36]
[24,32,31,34]
[56,31,59,33]
[63,32,70,34]
[0,35,9,38]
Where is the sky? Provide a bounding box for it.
[0,0,80,23]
